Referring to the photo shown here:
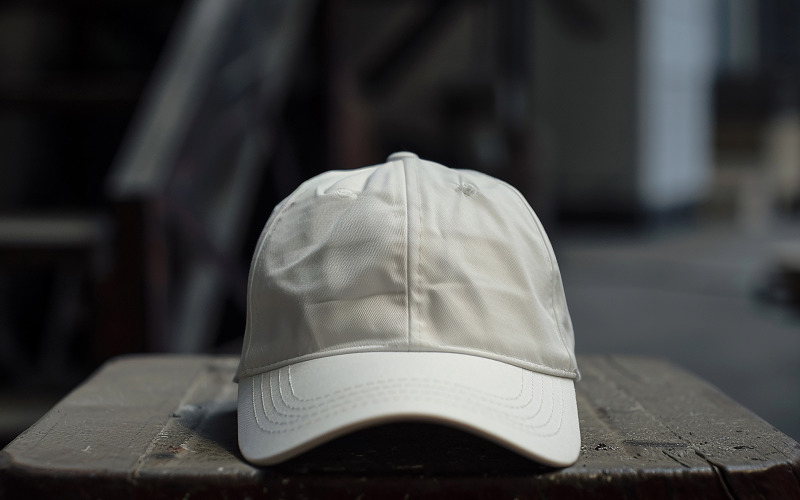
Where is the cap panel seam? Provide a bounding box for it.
[401,157,422,350]
[240,184,310,375]
[237,347,578,380]
[414,159,424,349]
[504,183,573,370]
[399,159,412,350]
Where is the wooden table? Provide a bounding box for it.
[1,355,799,499]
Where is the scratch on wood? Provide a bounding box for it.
[768,442,800,491]
[695,450,736,500]
[662,450,692,468]
[624,440,689,448]
[769,441,800,463]
[130,361,215,481]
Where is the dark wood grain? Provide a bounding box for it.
[2,354,799,499]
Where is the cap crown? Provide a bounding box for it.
[237,155,577,380]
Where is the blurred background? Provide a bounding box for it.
[1,0,799,447]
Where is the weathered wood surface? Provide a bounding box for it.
[1,355,798,499]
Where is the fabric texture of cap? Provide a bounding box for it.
[237,152,580,466]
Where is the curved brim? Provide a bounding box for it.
[237,351,580,467]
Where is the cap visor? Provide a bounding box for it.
[238,352,580,467]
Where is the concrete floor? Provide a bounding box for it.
[558,219,800,441]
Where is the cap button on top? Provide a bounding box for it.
[387,151,418,162]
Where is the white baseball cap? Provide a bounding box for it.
[236,152,580,466]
